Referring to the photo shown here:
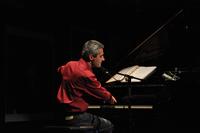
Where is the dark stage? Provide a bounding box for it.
[2,0,200,132]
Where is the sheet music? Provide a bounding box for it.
[129,66,157,79]
[106,65,157,83]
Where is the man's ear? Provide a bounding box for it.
[88,54,94,61]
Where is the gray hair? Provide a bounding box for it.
[81,40,104,61]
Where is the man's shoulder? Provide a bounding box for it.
[66,60,79,66]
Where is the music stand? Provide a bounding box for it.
[117,73,143,132]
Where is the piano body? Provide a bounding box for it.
[93,9,185,108]
[90,9,200,132]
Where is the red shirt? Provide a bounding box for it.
[57,58,112,112]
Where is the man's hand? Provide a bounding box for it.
[110,96,117,104]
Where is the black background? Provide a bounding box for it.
[2,0,200,131]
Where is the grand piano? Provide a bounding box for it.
[93,9,184,107]
[90,9,200,132]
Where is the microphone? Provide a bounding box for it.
[100,67,119,81]
[162,71,180,81]
[100,67,110,75]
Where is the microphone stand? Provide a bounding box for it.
[117,73,143,132]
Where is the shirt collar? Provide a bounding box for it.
[79,58,92,71]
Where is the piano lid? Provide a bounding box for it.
[107,9,187,75]
[96,9,194,86]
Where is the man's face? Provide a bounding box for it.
[91,48,105,68]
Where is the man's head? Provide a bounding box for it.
[82,40,105,68]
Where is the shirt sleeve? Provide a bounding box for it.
[74,74,112,102]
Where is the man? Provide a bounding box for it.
[56,40,117,133]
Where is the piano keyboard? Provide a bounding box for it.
[88,105,153,109]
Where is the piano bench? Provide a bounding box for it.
[43,125,97,133]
